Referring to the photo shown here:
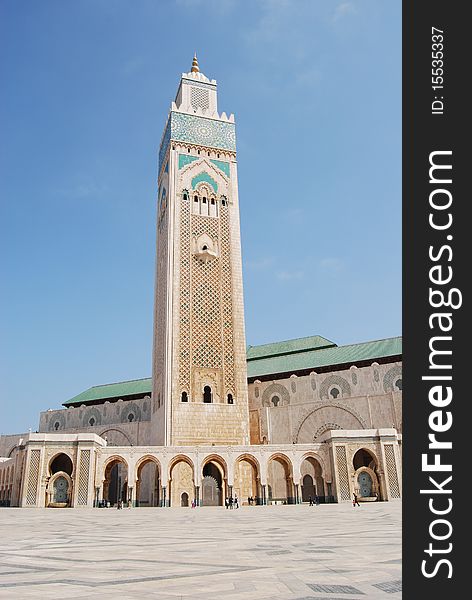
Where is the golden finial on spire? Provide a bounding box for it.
[191,53,199,73]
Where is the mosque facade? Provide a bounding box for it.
[0,58,402,508]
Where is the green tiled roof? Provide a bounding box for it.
[63,336,402,406]
[246,334,336,360]
[247,336,402,379]
[63,378,152,406]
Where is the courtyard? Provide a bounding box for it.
[0,502,401,599]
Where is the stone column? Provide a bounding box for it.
[129,485,136,507]
[261,484,267,505]
[161,486,167,507]
[195,485,200,507]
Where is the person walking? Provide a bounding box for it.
[352,493,360,507]
[308,495,313,506]
[234,495,239,509]
[229,496,233,510]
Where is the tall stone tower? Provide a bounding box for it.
[152,56,249,446]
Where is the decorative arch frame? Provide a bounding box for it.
[352,447,379,470]
[200,453,228,480]
[299,451,328,479]
[266,452,294,477]
[294,402,368,443]
[98,427,133,446]
[48,451,74,477]
[261,383,290,407]
[168,454,195,481]
[134,455,161,482]
[383,365,403,393]
[103,454,129,476]
[234,452,261,477]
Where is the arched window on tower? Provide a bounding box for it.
[181,391,188,403]
[203,386,212,403]
[227,394,234,404]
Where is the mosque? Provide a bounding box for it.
[0,57,402,508]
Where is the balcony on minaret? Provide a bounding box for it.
[193,233,218,264]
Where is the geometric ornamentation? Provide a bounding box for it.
[25,449,41,506]
[335,445,351,501]
[384,444,401,498]
[76,450,91,506]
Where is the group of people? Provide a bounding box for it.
[308,495,320,506]
[225,495,239,509]
[247,496,256,505]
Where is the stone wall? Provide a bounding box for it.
[248,361,402,444]
[37,396,153,446]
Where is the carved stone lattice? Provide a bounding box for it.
[191,87,210,111]
[384,444,401,498]
[191,215,222,370]
[335,446,351,501]
[26,450,40,506]
[179,197,191,393]
[76,450,91,506]
[319,375,351,400]
[383,365,402,393]
[219,207,235,395]
[155,187,169,410]
[178,199,235,399]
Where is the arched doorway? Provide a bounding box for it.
[234,455,260,505]
[50,453,73,477]
[169,457,194,507]
[353,448,377,470]
[301,474,315,502]
[181,492,189,507]
[103,458,128,506]
[136,458,160,507]
[267,455,294,504]
[201,462,223,506]
[352,449,380,501]
[47,453,74,507]
[300,456,325,502]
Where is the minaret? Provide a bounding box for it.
[152,57,249,446]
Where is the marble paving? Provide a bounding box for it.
[0,503,401,599]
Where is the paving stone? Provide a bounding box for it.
[0,503,401,599]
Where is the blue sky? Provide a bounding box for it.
[0,0,401,434]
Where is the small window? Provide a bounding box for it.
[202,197,207,203]
[197,149,200,155]
[194,195,198,202]
[203,386,212,403]
[89,417,95,426]
[395,378,403,391]
[54,422,60,431]
[187,148,190,153]
[227,394,233,404]
[181,391,188,402]
[183,193,188,200]
[330,387,340,399]
[202,245,208,250]
[271,395,280,407]
[211,198,215,205]
[128,413,135,422]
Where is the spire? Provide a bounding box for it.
[191,53,199,73]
